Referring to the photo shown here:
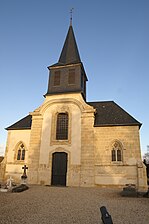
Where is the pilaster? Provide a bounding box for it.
[137,161,148,192]
[80,110,95,186]
[27,112,43,184]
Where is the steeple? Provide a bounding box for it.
[58,25,81,65]
[46,23,88,100]
[50,24,81,67]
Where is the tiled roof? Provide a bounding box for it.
[88,101,141,127]
[6,115,32,130]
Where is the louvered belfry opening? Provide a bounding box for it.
[54,71,60,86]
[56,113,68,140]
[68,69,75,84]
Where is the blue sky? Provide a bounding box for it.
[0,0,149,156]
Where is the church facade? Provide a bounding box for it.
[3,23,147,190]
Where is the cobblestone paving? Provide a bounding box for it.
[0,186,149,224]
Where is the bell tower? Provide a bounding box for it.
[46,23,88,100]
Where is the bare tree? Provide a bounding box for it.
[143,145,149,164]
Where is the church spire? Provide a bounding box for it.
[58,24,81,65]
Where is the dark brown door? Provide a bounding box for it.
[51,152,68,186]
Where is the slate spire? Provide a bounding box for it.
[58,24,81,65]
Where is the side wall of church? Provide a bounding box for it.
[4,130,31,182]
[94,126,147,190]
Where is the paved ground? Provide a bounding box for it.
[0,185,148,224]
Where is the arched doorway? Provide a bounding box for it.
[51,152,68,186]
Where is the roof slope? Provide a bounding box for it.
[50,25,81,67]
[6,101,141,130]
[88,101,141,127]
[6,115,32,130]
[0,156,4,163]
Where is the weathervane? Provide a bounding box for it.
[70,8,74,26]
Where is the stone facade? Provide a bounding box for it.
[94,126,147,190]
[4,130,30,182]
[3,93,147,191]
[27,93,95,186]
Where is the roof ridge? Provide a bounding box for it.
[87,100,114,103]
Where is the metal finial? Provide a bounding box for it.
[70,8,74,26]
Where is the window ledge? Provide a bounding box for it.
[111,161,123,165]
[50,139,71,146]
[14,160,25,164]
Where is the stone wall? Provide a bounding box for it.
[0,160,5,182]
[4,130,31,183]
[80,110,95,186]
[94,126,147,190]
[29,93,92,186]
[27,113,43,184]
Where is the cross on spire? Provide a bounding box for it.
[70,8,74,26]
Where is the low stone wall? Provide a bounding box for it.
[0,161,5,182]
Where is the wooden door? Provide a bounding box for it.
[51,152,67,186]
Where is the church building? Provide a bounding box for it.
[3,22,147,190]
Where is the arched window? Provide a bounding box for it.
[56,113,68,140]
[17,149,21,160]
[17,143,26,161]
[112,149,116,161]
[22,149,25,160]
[117,149,122,161]
[111,141,122,162]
